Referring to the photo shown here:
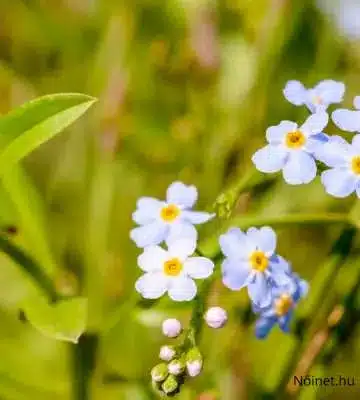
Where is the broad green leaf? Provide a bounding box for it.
[0,93,96,174]
[23,296,88,343]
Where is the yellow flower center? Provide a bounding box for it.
[351,156,360,175]
[285,130,306,149]
[160,204,180,222]
[250,251,269,272]
[274,293,293,316]
[163,258,182,276]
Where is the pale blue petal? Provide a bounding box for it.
[248,274,272,308]
[166,181,198,208]
[220,228,255,259]
[266,121,297,144]
[184,257,214,279]
[252,145,287,173]
[283,80,307,105]
[283,151,317,185]
[321,169,357,198]
[130,222,168,248]
[133,197,163,225]
[246,226,277,256]
[138,246,168,272]
[279,312,293,332]
[181,210,215,224]
[221,259,251,290]
[314,80,345,104]
[332,109,360,132]
[351,134,360,151]
[315,135,349,167]
[354,96,360,110]
[300,112,329,136]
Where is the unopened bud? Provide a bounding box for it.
[162,318,182,338]
[162,374,178,394]
[168,357,186,376]
[159,345,176,361]
[204,307,228,329]
[186,360,203,377]
[151,363,168,382]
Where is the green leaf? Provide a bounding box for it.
[23,296,88,343]
[0,93,96,174]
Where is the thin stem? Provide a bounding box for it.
[0,234,58,302]
[199,212,352,259]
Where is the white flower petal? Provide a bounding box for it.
[130,222,168,248]
[283,80,307,105]
[354,96,360,110]
[266,121,297,144]
[351,134,360,151]
[332,109,360,132]
[168,277,197,301]
[183,257,214,279]
[135,272,168,299]
[168,237,196,261]
[252,145,288,173]
[133,197,164,225]
[138,246,168,272]
[282,151,317,185]
[321,169,357,198]
[181,210,215,224]
[300,112,329,136]
[246,226,277,256]
[222,259,252,290]
[166,181,198,208]
[166,222,197,247]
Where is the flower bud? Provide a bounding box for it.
[168,357,186,376]
[186,360,203,377]
[159,345,176,361]
[204,307,228,329]
[151,363,168,382]
[162,374,178,394]
[162,318,182,338]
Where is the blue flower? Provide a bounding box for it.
[252,113,329,185]
[284,80,345,113]
[318,134,360,198]
[254,273,308,339]
[219,226,292,309]
[332,95,360,132]
[130,181,215,248]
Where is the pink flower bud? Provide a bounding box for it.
[162,318,182,338]
[204,307,227,329]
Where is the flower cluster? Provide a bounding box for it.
[131,182,215,301]
[219,226,308,338]
[252,79,360,198]
[151,318,203,395]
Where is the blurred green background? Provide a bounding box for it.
[1,0,360,399]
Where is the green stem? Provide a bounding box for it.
[199,212,352,259]
[0,234,58,302]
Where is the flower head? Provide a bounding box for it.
[283,80,345,113]
[135,237,214,301]
[219,226,292,308]
[254,273,308,339]
[332,95,360,133]
[252,113,329,185]
[130,181,215,248]
[318,134,360,198]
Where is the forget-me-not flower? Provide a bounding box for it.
[135,237,214,301]
[254,273,308,339]
[130,181,214,248]
[332,95,360,132]
[219,226,292,308]
[319,134,360,198]
[283,80,345,113]
[252,113,329,185]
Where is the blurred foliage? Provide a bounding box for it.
[1,0,360,399]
